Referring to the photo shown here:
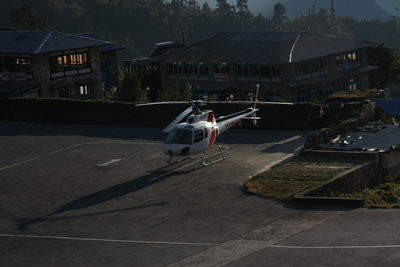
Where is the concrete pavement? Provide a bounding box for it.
[0,122,399,266]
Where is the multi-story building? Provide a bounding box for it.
[123,41,183,101]
[0,31,122,99]
[78,33,125,92]
[153,32,378,102]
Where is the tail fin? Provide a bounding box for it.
[252,84,260,126]
[253,84,260,110]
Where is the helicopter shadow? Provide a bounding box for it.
[16,159,204,230]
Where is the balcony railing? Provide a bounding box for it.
[0,72,33,81]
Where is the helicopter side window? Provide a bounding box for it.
[194,129,204,143]
[204,128,208,138]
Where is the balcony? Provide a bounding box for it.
[0,71,33,81]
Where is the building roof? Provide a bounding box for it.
[372,99,400,116]
[155,32,377,63]
[0,80,39,94]
[123,57,158,66]
[318,124,400,152]
[0,31,111,54]
[77,33,125,53]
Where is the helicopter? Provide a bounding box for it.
[162,85,261,166]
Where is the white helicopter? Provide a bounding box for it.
[162,85,261,166]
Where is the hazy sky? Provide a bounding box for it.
[197,0,400,18]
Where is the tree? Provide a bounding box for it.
[117,70,144,103]
[216,0,234,15]
[330,0,336,16]
[202,2,212,14]
[236,0,248,12]
[368,44,400,89]
[272,3,287,30]
[10,3,48,30]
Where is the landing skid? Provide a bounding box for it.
[167,156,193,165]
[201,145,226,167]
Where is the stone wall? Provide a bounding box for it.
[100,51,119,90]
[305,161,378,197]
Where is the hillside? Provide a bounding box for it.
[1,0,400,60]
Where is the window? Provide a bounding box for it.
[312,59,328,72]
[237,64,280,81]
[348,77,360,91]
[336,50,360,70]
[165,129,193,145]
[0,56,32,74]
[260,65,271,77]
[199,64,209,75]
[271,65,281,77]
[249,65,259,77]
[296,63,309,75]
[168,63,209,79]
[53,87,77,98]
[214,64,229,74]
[79,85,93,99]
[49,49,91,78]
[237,64,248,76]
[194,129,204,143]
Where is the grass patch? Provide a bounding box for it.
[244,159,353,200]
[328,183,400,208]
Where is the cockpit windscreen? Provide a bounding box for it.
[165,129,193,144]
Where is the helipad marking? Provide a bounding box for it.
[0,141,160,171]
[0,233,218,246]
[294,145,304,152]
[96,159,122,167]
[269,244,400,249]
[1,233,399,250]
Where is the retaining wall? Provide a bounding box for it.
[0,98,322,130]
[294,161,377,206]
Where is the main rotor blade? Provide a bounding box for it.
[163,106,193,133]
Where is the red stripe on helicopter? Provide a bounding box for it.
[209,129,217,147]
[208,112,215,122]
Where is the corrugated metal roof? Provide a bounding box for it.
[318,124,400,152]
[372,99,400,116]
[77,33,125,53]
[0,31,110,54]
[155,32,376,63]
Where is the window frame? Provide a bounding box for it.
[49,48,91,79]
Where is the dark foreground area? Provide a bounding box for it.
[0,122,400,266]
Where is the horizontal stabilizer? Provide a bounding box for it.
[241,117,261,120]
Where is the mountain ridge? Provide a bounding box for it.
[198,0,392,20]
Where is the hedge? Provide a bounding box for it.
[0,98,326,130]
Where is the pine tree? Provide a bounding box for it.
[272,3,287,30]
[216,0,234,15]
[10,3,48,30]
[330,0,336,16]
[236,0,248,12]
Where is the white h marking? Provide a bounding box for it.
[96,159,122,167]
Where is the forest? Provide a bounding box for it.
[2,0,400,60]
